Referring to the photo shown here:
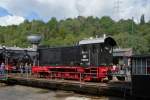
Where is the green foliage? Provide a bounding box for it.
[114,33,149,54]
[140,14,145,25]
[0,16,150,54]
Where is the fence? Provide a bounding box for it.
[7,68,131,82]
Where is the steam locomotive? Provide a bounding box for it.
[32,36,117,81]
[0,47,34,72]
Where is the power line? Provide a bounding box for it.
[114,0,122,21]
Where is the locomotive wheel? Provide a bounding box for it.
[101,77,109,83]
[116,76,125,81]
[45,73,51,79]
[108,75,113,80]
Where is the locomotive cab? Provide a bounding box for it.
[79,36,116,67]
[79,36,117,81]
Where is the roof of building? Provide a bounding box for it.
[113,48,132,52]
[132,54,150,58]
[113,48,133,57]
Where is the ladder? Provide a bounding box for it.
[90,68,97,77]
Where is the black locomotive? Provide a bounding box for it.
[38,36,117,67]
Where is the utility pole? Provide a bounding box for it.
[132,17,134,34]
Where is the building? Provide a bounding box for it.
[113,48,133,67]
[131,55,150,99]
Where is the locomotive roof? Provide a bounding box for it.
[79,37,117,46]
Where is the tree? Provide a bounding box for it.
[99,16,115,34]
[140,14,145,25]
[47,17,58,31]
[114,33,149,54]
[0,16,149,54]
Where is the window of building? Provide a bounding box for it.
[141,59,146,74]
[132,59,136,74]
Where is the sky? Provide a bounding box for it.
[0,0,149,26]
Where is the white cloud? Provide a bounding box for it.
[0,0,149,22]
[115,0,150,22]
[0,15,24,26]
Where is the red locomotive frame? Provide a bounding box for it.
[32,65,111,81]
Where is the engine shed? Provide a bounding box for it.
[131,55,150,99]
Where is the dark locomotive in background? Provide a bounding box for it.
[0,47,34,72]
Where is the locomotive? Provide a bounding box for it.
[32,36,117,81]
[0,47,33,72]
